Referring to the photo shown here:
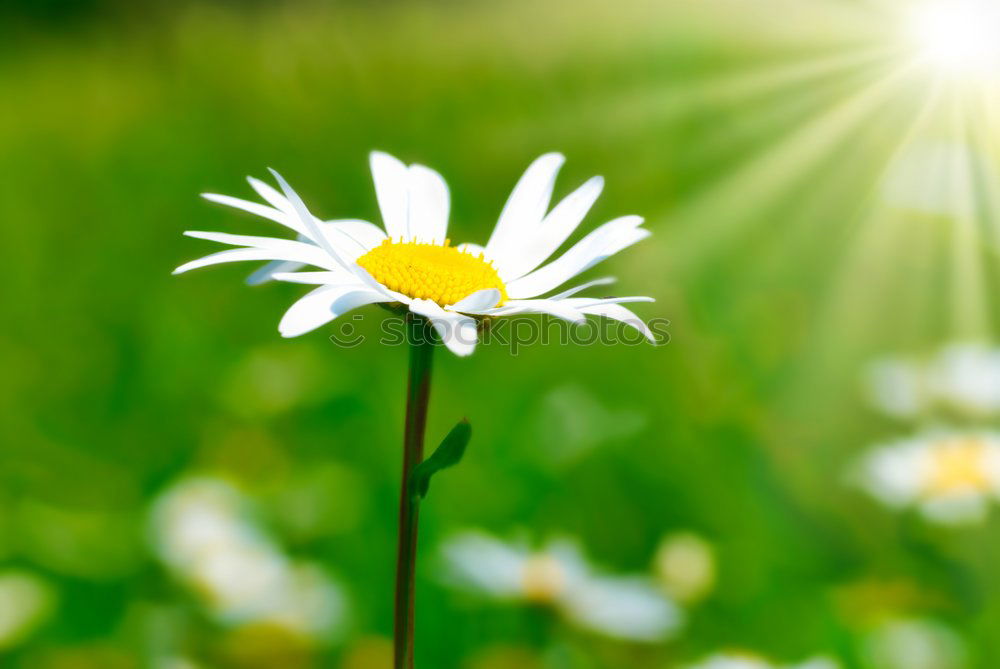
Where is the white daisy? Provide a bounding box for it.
[439,531,681,642]
[174,152,654,356]
[150,478,346,637]
[854,430,1000,524]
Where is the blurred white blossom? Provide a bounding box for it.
[440,531,681,642]
[863,618,965,669]
[154,658,202,669]
[685,652,839,669]
[687,651,840,669]
[0,571,56,649]
[930,344,1000,415]
[855,430,1000,524]
[867,343,1000,419]
[653,532,716,603]
[150,477,346,638]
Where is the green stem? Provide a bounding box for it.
[394,315,434,669]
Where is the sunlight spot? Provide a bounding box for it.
[908,0,1000,84]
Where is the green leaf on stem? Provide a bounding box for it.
[410,419,471,500]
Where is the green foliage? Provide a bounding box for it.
[411,419,472,500]
[1,1,999,668]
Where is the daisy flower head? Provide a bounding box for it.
[175,152,655,356]
[854,430,1000,524]
[439,530,682,642]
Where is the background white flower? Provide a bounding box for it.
[0,571,56,650]
[684,652,839,669]
[863,618,966,669]
[175,152,654,356]
[149,477,347,638]
[854,429,1000,524]
[866,343,1000,418]
[929,344,1000,415]
[439,530,681,642]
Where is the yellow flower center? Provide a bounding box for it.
[521,554,566,603]
[355,239,508,308]
[924,438,993,496]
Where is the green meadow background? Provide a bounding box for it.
[2,0,999,667]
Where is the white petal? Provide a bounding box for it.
[270,271,354,285]
[278,285,388,338]
[174,247,340,275]
[448,289,501,312]
[485,153,565,259]
[578,303,656,342]
[505,216,649,299]
[182,231,347,273]
[563,296,655,308]
[560,576,681,641]
[320,219,387,260]
[408,299,479,357]
[407,164,450,244]
[240,222,351,287]
[370,151,410,241]
[201,193,310,237]
[548,277,616,300]
[921,495,990,525]
[440,532,529,598]
[478,299,586,324]
[245,259,305,285]
[496,176,604,281]
[185,229,301,248]
[247,176,293,213]
[268,169,349,268]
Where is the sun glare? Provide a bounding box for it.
[908,0,1000,84]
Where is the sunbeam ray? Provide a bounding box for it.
[659,59,921,269]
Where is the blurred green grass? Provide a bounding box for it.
[2,0,1000,667]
